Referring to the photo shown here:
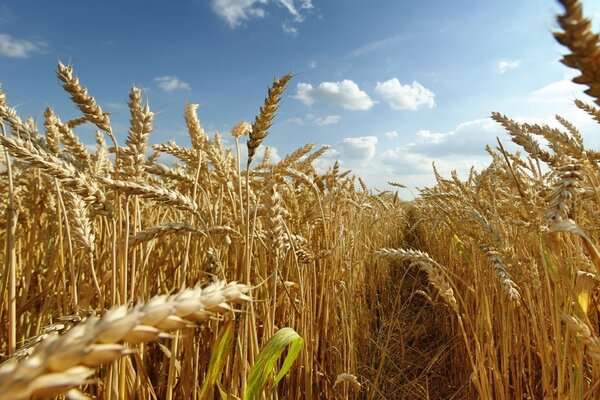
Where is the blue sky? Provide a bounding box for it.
[2,0,600,196]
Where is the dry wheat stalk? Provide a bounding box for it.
[0,281,250,399]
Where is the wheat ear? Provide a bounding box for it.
[376,248,458,312]
[0,281,250,399]
[247,74,291,167]
[56,62,112,135]
[554,0,600,105]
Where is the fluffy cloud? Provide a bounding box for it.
[315,115,341,126]
[154,76,191,92]
[384,130,399,138]
[294,80,374,110]
[380,148,435,175]
[211,0,312,29]
[0,34,45,58]
[337,136,378,160]
[374,78,435,110]
[287,113,341,126]
[409,118,505,157]
[527,79,582,105]
[497,59,521,74]
[211,0,267,27]
[282,22,298,35]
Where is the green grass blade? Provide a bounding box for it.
[199,322,234,399]
[244,327,303,400]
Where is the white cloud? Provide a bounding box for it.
[338,136,378,160]
[415,129,446,144]
[315,115,341,126]
[497,59,521,74]
[211,0,312,28]
[0,34,45,58]
[300,0,313,9]
[288,113,341,126]
[211,0,267,27]
[282,22,298,35]
[384,130,399,138]
[374,78,435,111]
[154,76,191,92]
[527,79,581,105]
[309,60,317,69]
[278,0,302,21]
[409,118,504,157]
[293,80,374,110]
[380,148,435,175]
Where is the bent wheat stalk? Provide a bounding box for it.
[0,281,250,399]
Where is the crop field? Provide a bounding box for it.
[2,0,600,399]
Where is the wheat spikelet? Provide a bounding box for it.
[0,85,38,139]
[555,114,584,149]
[376,248,458,312]
[184,104,207,151]
[480,245,522,305]
[0,135,111,215]
[127,222,203,247]
[0,281,250,399]
[264,182,286,257]
[231,120,252,138]
[97,176,198,216]
[545,161,582,225]
[43,107,60,155]
[45,107,93,170]
[56,62,112,134]
[145,163,195,185]
[554,0,600,105]
[575,99,600,124]
[92,130,111,176]
[491,112,556,165]
[247,74,291,166]
[65,192,96,254]
[153,140,198,166]
[120,86,154,180]
[562,314,600,360]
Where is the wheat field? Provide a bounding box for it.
[2,0,600,398]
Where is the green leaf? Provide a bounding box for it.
[452,234,473,267]
[244,327,303,400]
[199,322,234,399]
